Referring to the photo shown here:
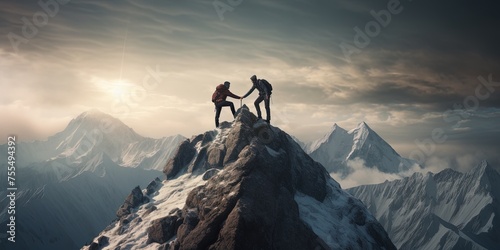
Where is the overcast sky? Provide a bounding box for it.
[1,0,499,172]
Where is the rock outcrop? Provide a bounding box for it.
[116,186,148,218]
[83,106,396,250]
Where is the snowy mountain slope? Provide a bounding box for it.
[0,157,160,250]
[83,106,396,250]
[0,109,185,172]
[0,110,184,250]
[305,122,418,175]
[347,161,500,250]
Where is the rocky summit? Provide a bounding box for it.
[82,106,396,250]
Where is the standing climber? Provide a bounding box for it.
[212,81,242,128]
[242,75,272,123]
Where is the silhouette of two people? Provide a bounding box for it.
[212,75,272,128]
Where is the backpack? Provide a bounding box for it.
[260,79,273,95]
[212,89,221,103]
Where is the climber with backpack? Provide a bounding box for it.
[212,81,243,128]
[242,75,272,124]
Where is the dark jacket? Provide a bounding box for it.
[243,79,268,98]
[214,84,240,104]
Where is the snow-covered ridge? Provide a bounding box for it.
[306,123,343,153]
[347,160,500,250]
[305,121,418,174]
[1,109,185,172]
[89,174,208,250]
[0,110,185,250]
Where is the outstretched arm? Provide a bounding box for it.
[242,85,256,98]
[226,90,241,99]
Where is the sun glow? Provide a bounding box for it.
[93,78,133,100]
[109,80,130,99]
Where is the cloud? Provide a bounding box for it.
[331,158,425,189]
[333,151,500,189]
[0,102,71,143]
[0,0,499,174]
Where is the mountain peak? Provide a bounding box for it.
[468,159,491,174]
[48,110,144,166]
[88,106,396,250]
[352,121,373,133]
[478,159,490,169]
[74,109,118,123]
[308,120,416,174]
[329,123,348,134]
[304,123,347,153]
[467,159,499,182]
[345,122,372,138]
[81,108,107,116]
[66,110,138,138]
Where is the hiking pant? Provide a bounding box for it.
[254,95,271,122]
[215,101,236,127]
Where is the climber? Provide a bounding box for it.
[242,75,272,124]
[212,81,242,128]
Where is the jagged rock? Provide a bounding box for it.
[147,210,183,244]
[164,140,197,179]
[146,179,160,195]
[265,129,328,202]
[88,242,99,250]
[201,131,215,147]
[173,139,330,250]
[170,108,332,249]
[191,147,208,173]
[218,121,232,129]
[116,206,129,218]
[168,207,182,216]
[164,131,217,179]
[97,236,109,247]
[207,146,225,168]
[202,168,220,180]
[119,217,129,226]
[117,213,137,235]
[86,107,396,250]
[222,111,256,165]
[116,186,146,218]
[119,213,137,227]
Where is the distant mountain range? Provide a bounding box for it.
[303,122,418,176]
[2,110,497,250]
[7,109,184,173]
[348,160,500,250]
[0,110,184,250]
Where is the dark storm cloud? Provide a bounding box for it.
[349,81,459,106]
[334,0,500,59]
